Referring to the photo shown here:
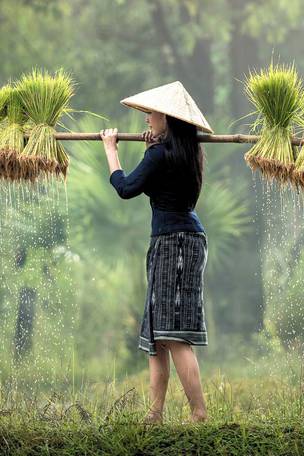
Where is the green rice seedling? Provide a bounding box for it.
[0,84,10,121]
[292,158,304,189]
[243,61,304,188]
[0,85,26,181]
[292,137,304,190]
[16,68,75,182]
[0,85,10,176]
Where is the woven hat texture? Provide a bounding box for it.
[120,81,214,134]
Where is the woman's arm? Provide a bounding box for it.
[109,144,164,199]
[105,147,123,175]
[100,127,123,175]
[100,127,164,199]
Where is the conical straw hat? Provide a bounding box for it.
[120,81,214,134]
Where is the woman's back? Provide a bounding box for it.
[143,142,201,212]
[109,141,206,236]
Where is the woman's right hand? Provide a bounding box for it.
[141,130,160,148]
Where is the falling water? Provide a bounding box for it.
[250,171,304,408]
[0,175,79,401]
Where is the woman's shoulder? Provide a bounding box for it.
[145,142,167,163]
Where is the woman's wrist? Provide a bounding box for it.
[105,146,118,155]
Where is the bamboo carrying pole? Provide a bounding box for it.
[23,132,304,145]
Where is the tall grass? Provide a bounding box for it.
[0,363,303,455]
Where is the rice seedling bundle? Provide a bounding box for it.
[0,85,27,180]
[243,61,304,188]
[16,68,75,182]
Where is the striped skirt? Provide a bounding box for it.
[138,231,208,356]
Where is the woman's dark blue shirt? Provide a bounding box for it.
[109,143,206,237]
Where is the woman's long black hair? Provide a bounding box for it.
[160,114,205,203]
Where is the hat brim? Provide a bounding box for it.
[120,100,214,134]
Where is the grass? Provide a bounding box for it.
[0,361,303,455]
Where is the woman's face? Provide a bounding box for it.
[145,111,167,136]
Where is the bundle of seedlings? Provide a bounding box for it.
[16,68,75,182]
[0,85,27,180]
[243,61,304,188]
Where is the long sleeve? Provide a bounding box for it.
[109,143,165,199]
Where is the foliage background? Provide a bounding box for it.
[0,0,303,386]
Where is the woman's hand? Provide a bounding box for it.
[141,130,162,148]
[100,128,118,153]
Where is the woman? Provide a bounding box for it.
[100,81,213,425]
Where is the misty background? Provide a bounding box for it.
[0,0,303,387]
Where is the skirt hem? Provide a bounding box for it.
[139,333,208,356]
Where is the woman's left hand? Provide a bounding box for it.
[100,128,119,152]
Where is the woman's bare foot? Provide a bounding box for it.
[143,410,163,425]
[190,411,208,423]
